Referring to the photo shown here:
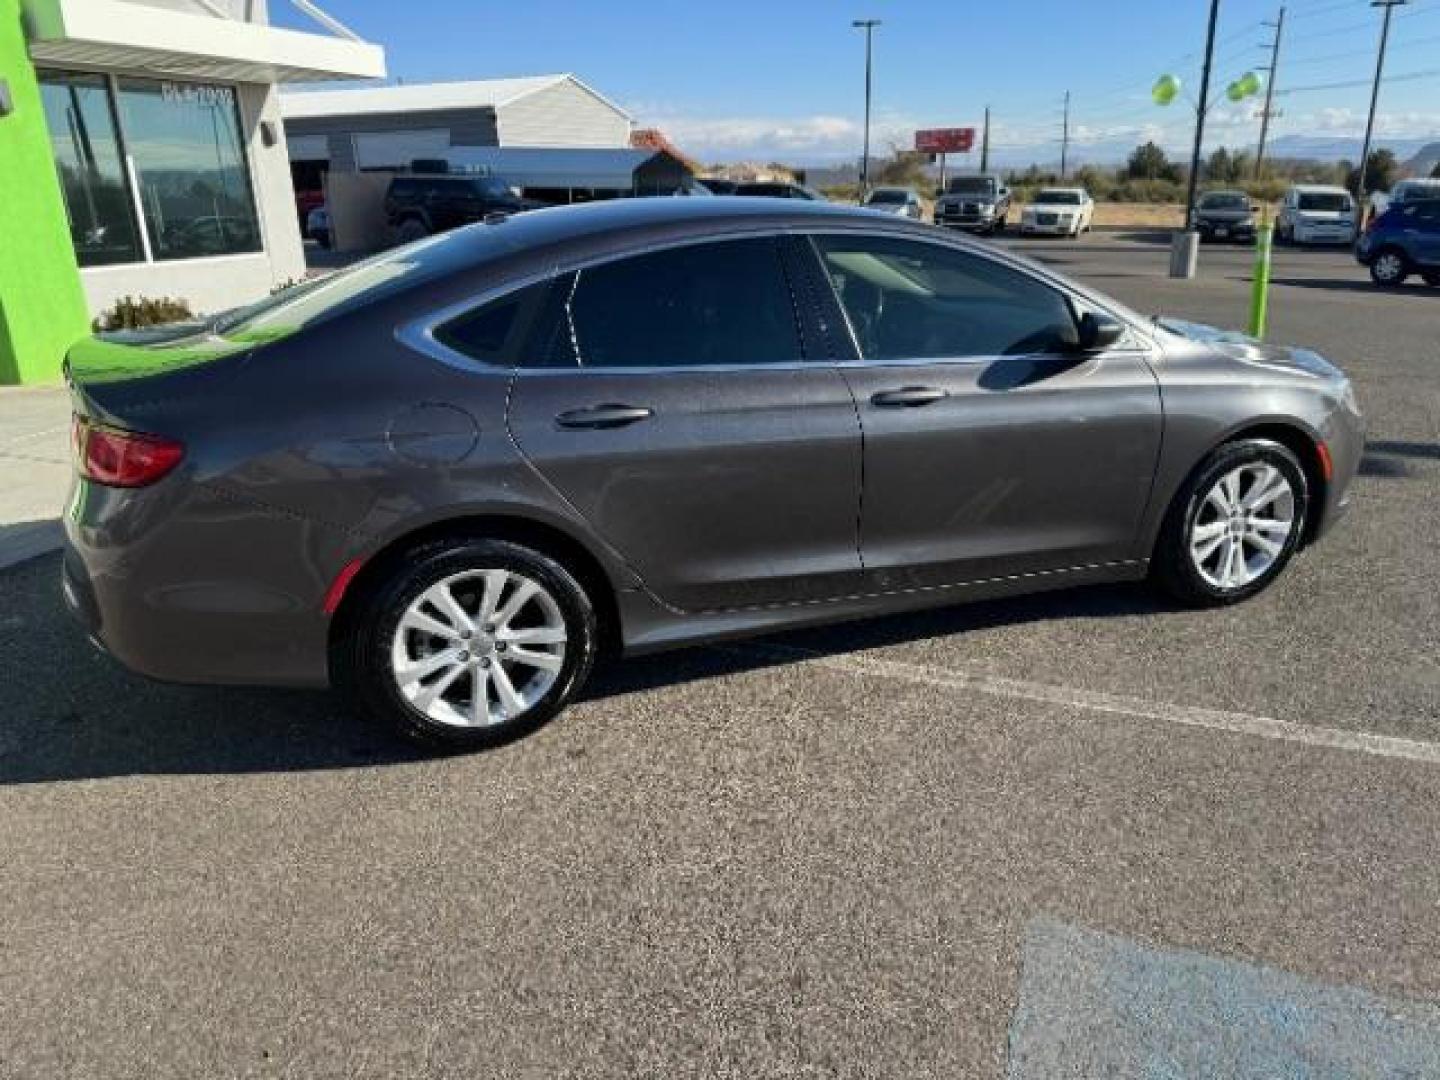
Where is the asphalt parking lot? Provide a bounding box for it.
[3,234,1439,1077]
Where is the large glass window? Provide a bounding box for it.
[116,78,261,261]
[38,72,143,267]
[813,235,1079,360]
[563,239,802,369]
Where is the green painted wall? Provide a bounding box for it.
[0,0,90,385]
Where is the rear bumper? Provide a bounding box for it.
[62,477,338,689]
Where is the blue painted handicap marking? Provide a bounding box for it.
[1008,918,1440,1079]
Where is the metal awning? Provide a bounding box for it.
[441,147,686,191]
[25,0,385,83]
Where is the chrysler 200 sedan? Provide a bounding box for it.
[62,199,1364,749]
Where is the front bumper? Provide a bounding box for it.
[1196,221,1255,242]
[1021,218,1078,235]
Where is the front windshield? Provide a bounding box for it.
[1034,190,1082,205]
[1200,193,1248,210]
[946,177,995,196]
[866,190,908,205]
[1298,193,1351,212]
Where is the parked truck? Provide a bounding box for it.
[933,174,1012,235]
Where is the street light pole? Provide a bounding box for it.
[1355,0,1407,210]
[852,19,880,196]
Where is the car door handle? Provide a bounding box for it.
[871,386,948,408]
[554,404,655,430]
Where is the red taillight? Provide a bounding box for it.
[72,415,184,488]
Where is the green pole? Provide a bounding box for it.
[1249,215,1274,340]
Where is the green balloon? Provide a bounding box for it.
[1240,71,1263,97]
[1226,80,1245,102]
[1152,74,1181,106]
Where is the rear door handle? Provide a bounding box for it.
[871,386,948,408]
[554,404,654,430]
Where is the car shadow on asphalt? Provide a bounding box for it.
[1263,277,1438,295]
[0,551,1168,785]
[1359,439,1440,479]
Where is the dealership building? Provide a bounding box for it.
[0,0,384,384]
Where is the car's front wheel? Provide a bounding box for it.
[339,537,599,750]
[1152,439,1309,607]
[1369,249,1410,286]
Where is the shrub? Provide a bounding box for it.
[92,296,194,333]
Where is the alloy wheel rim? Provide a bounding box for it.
[1375,253,1403,281]
[1189,463,1296,591]
[390,569,567,728]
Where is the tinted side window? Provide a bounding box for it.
[813,235,1078,360]
[564,238,802,368]
[389,178,423,200]
[434,281,547,366]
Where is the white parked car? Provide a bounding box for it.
[862,187,924,219]
[1020,187,1093,237]
[1278,185,1356,246]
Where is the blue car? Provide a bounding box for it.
[1354,198,1440,287]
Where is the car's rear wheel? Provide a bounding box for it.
[1152,439,1309,607]
[340,538,598,750]
[1369,249,1409,286]
[395,217,429,244]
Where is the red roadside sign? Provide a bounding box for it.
[914,128,975,154]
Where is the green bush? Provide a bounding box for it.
[92,296,194,333]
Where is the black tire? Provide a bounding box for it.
[395,217,429,244]
[338,537,599,751]
[1368,248,1410,287]
[1151,439,1310,608]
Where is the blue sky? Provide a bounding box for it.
[279,0,1440,164]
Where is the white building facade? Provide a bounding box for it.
[24,0,384,316]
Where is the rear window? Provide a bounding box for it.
[1298,193,1351,212]
[209,230,499,342]
[433,281,548,366]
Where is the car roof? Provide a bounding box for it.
[1035,187,1086,195]
[1200,189,1248,197]
[1290,184,1350,193]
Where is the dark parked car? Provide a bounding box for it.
[384,173,541,242]
[1354,198,1440,287]
[62,199,1363,750]
[733,181,826,200]
[1193,190,1257,244]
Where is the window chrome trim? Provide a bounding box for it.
[397,219,1155,377]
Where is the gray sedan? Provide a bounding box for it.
[62,198,1364,749]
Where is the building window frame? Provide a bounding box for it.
[39,66,266,271]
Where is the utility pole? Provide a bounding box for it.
[979,106,991,172]
[1183,0,1222,229]
[1060,91,1070,179]
[1355,0,1407,209]
[852,19,881,196]
[1254,5,1285,180]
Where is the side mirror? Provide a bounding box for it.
[1077,311,1125,352]
[1250,202,1261,213]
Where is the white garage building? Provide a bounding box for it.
[281,74,634,177]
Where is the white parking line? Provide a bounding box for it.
[731,645,1440,767]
